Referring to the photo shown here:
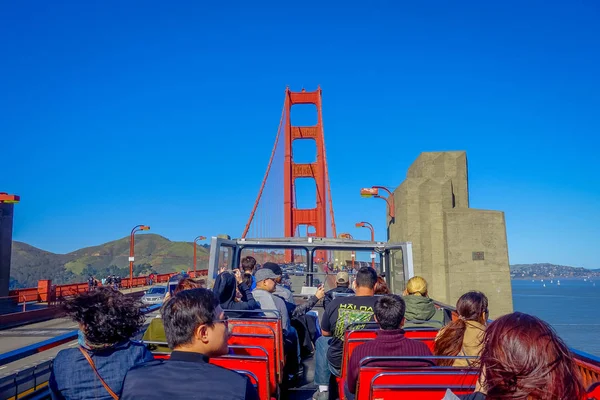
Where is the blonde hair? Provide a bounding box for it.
[406,276,428,296]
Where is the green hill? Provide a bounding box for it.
[10,234,210,288]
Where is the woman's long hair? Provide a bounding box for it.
[480,312,585,400]
[374,276,390,295]
[434,291,488,366]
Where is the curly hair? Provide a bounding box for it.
[63,287,145,346]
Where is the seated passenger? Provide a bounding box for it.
[345,294,433,399]
[262,262,295,304]
[449,312,585,400]
[142,277,202,353]
[434,291,488,367]
[402,276,445,328]
[213,269,259,318]
[374,276,390,295]
[121,288,258,400]
[322,271,355,311]
[252,268,302,380]
[241,255,257,290]
[313,267,378,400]
[49,288,154,400]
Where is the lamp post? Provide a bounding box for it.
[360,186,395,239]
[339,233,355,269]
[129,225,150,291]
[193,235,207,276]
[355,222,375,269]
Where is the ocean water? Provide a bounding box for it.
[511,279,600,357]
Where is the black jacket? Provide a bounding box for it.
[121,351,258,400]
[213,272,259,318]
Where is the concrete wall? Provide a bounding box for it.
[389,152,513,318]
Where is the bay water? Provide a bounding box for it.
[511,279,600,357]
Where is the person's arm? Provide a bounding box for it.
[292,286,325,319]
[230,283,259,310]
[49,366,66,400]
[244,376,259,400]
[346,351,359,394]
[321,302,333,336]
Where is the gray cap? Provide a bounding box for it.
[255,268,279,283]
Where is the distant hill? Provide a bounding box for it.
[10,234,209,288]
[510,263,600,279]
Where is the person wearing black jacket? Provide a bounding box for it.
[122,288,258,400]
[323,272,355,310]
[213,270,260,318]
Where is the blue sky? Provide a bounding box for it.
[2,1,599,268]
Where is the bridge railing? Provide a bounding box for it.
[7,270,209,308]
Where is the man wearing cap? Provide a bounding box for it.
[322,271,355,311]
[261,262,295,304]
[253,268,302,382]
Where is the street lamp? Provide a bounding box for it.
[356,221,375,269]
[339,233,355,269]
[360,186,395,239]
[193,235,207,275]
[129,225,150,291]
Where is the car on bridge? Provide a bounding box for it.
[141,285,167,305]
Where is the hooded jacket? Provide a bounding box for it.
[212,272,259,318]
[402,295,445,328]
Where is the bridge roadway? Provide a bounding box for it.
[0,285,155,379]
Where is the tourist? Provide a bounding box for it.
[447,312,585,400]
[345,294,433,399]
[213,269,259,318]
[322,271,355,310]
[121,288,258,399]
[252,268,302,381]
[313,267,378,400]
[434,291,488,366]
[402,276,445,328]
[262,262,294,304]
[142,277,203,353]
[373,276,390,295]
[49,288,153,400]
[241,256,257,290]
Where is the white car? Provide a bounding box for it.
[141,286,167,305]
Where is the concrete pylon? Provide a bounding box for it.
[389,152,513,318]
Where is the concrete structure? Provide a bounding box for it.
[1,194,19,299]
[389,152,513,318]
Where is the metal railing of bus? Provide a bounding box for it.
[0,304,162,400]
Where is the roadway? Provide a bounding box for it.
[0,285,156,378]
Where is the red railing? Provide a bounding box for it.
[7,270,209,306]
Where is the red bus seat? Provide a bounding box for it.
[229,318,284,376]
[339,328,440,398]
[355,357,478,400]
[211,356,270,400]
[228,332,279,394]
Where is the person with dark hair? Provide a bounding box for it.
[213,269,259,318]
[434,291,488,367]
[448,312,585,400]
[322,271,355,310]
[373,276,390,295]
[313,267,379,400]
[345,294,433,399]
[402,276,445,328]
[122,288,258,400]
[241,256,257,290]
[49,288,153,400]
[142,277,203,353]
